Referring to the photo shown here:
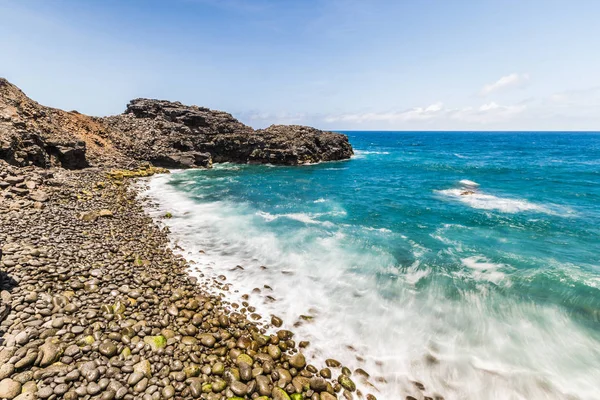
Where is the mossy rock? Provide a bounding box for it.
[236,353,253,366]
[272,387,291,400]
[184,364,201,378]
[201,384,213,393]
[121,347,131,359]
[211,379,227,392]
[112,301,126,314]
[291,394,304,400]
[338,374,356,392]
[164,212,173,218]
[143,335,167,351]
[79,335,95,346]
[133,359,152,378]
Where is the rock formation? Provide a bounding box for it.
[0,78,353,169]
[0,78,128,169]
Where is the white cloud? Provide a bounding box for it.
[323,101,526,126]
[480,73,530,96]
[450,102,526,124]
[324,102,445,123]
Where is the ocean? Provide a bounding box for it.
[143,132,600,400]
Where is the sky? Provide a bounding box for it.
[1,0,599,131]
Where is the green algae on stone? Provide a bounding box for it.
[338,374,356,392]
[121,347,131,359]
[211,379,227,392]
[143,335,167,351]
[184,364,201,378]
[236,353,253,366]
[272,387,291,400]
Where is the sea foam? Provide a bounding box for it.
[141,172,600,400]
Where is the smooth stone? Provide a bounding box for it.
[54,383,69,395]
[267,345,281,360]
[0,378,22,399]
[212,362,225,375]
[189,378,203,398]
[162,385,175,399]
[0,364,15,380]
[88,382,102,395]
[310,377,328,392]
[38,386,54,399]
[134,378,148,393]
[128,371,145,386]
[133,359,152,378]
[338,375,356,392]
[13,393,37,400]
[320,393,337,400]
[272,387,291,400]
[211,380,226,393]
[99,341,118,357]
[289,353,306,369]
[200,334,215,347]
[230,381,248,396]
[256,375,271,396]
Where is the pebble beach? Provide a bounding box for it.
[0,162,398,400]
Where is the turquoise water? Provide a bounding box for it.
[145,132,600,400]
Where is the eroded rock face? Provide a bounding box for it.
[0,78,125,169]
[104,98,353,166]
[1,78,354,169]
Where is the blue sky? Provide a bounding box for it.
[2,0,599,130]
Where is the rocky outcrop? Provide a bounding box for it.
[104,99,353,167]
[0,78,128,169]
[0,79,353,169]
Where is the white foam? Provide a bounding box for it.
[355,150,391,155]
[437,188,565,215]
[459,179,480,187]
[140,174,600,400]
[460,256,510,285]
[256,211,344,225]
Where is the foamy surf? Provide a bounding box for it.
[436,186,573,216]
[139,169,600,400]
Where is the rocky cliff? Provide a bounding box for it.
[0,78,128,169]
[0,79,353,169]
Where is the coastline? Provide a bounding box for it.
[0,163,392,400]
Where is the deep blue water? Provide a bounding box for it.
[146,132,600,400]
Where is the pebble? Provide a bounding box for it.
[0,378,21,399]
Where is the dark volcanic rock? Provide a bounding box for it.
[104,98,354,166]
[1,78,353,169]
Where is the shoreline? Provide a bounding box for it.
[0,163,395,400]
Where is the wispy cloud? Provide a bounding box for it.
[480,73,530,96]
[451,102,526,123]
[323,102,526,125]
[547,86,600,104]
[324,102,445,123]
